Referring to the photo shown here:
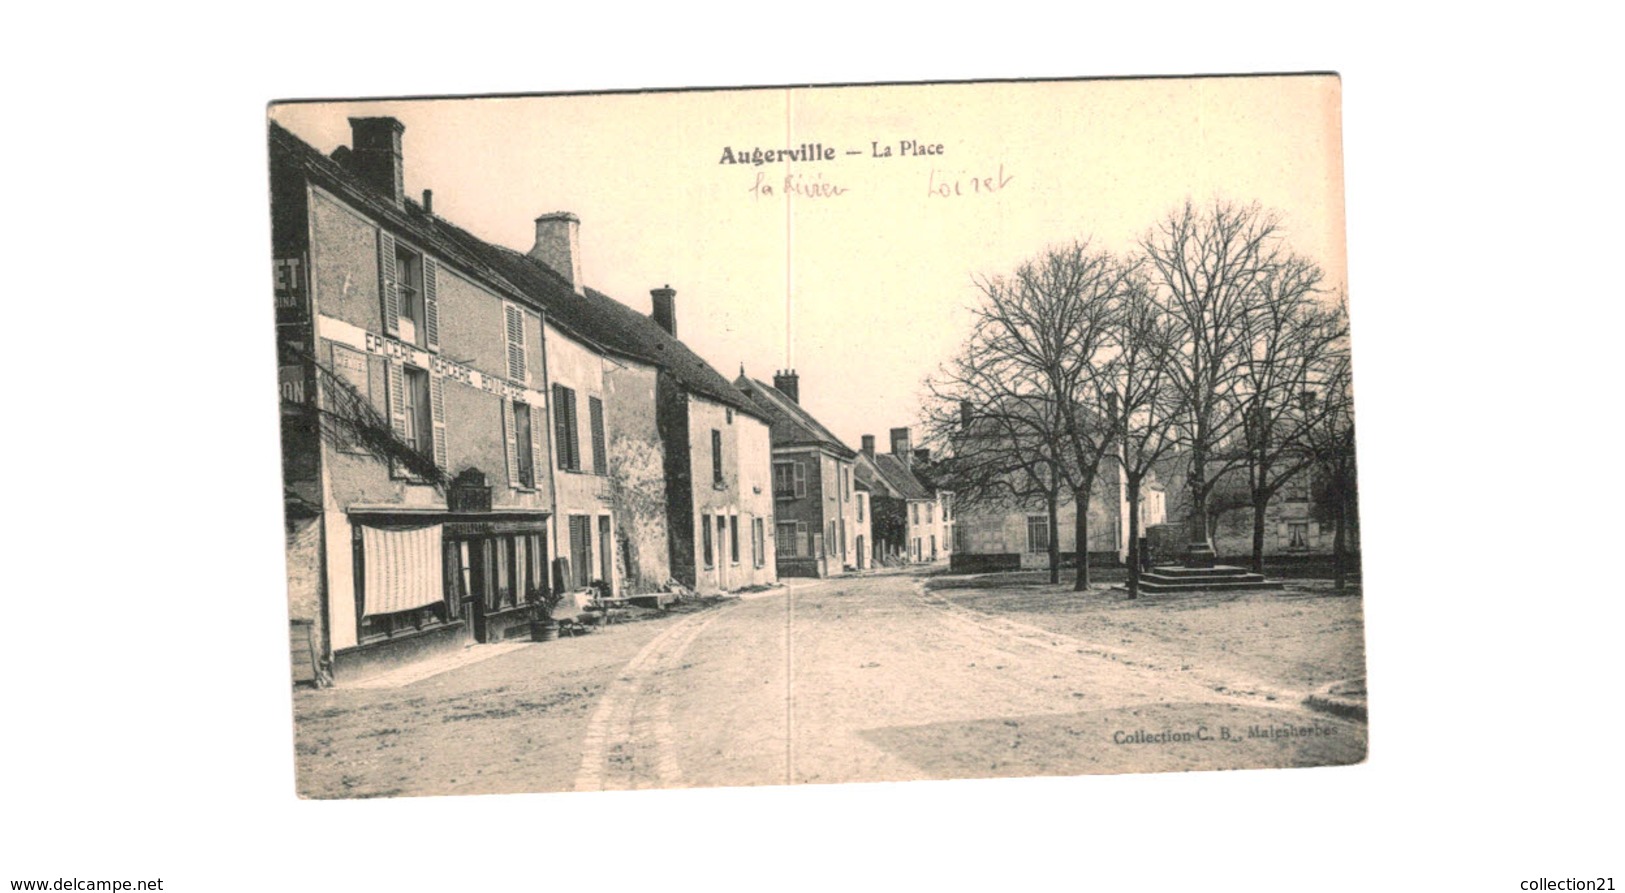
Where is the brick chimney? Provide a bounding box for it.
[890,427,912,468]
[348,117,405,209]
[530,212,583,295]
[774,370,800,404]
[651,285,677,336]
[861,435,876,457]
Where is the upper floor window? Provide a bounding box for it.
[553,384,581,472]
[378,231,438,351]
[712,429,725,486]
[774,461,806,499]
[589,397,607,475]
[513,400,535,488]
[401,366,432,456]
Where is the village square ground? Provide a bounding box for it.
[290,567,1367,798]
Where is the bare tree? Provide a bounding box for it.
[1234,276,1348,572]
[1100,274,1187,598]
[928,242,1128,589]
[1302,355,1358,590]
[1142,199,1291,564]
[926,310,1070,583]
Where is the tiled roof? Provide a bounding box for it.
[734,377,856,458]
[868,452,931,500]
[270,120,764,423]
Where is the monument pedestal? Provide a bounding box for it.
[1139,564,1285,594]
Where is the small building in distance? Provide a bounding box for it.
[735,371,859,578]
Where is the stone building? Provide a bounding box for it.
[735,371,859,577]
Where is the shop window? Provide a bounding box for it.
[354,524,453,642]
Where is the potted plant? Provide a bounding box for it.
[529,589,563,642]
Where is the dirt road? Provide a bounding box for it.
[295,571,1365,798]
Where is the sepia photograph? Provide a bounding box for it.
[269,75,1366,798]
[7,8,1622,889]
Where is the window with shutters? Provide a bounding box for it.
[729,515,740,565]
[857,493,865,523]
[753,517,765,567]
[504,303,527,384]
[773,461,805,499]
[589,396,607,475]
[377,231,439,352]
[553,384,580,472]
[712,429,724,487]
[401,367,432,456]
[513,401,535,489]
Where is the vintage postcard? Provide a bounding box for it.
[269,74,1365,798]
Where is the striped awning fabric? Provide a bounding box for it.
[361,524,444,616]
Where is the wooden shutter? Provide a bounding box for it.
[505,304,526,383]
[386,360,407,478]
[793,462,806,498]
[503,399,521,488]
[553,384,569,470]
[429,370,447,470]
[423,257,440,352]
[529,401,547,490]
[590,397,606,475]
[378,231,400,337]
[565,390,581,471]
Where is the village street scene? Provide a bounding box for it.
[272,78,1364,798]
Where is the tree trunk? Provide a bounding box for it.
[1250,491,1268,574]
[1072,483,1091,591]
[1126,476,1143,599]
[1047,489,1061,585]
[1333,465,1347,591]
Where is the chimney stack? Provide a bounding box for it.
[861,435,876,457]
[651,285,677,336]
[530,212,583,295]
[421,189,433,215]
[890,427,912,468]
[773,369,800,404]
[348,117,406,209]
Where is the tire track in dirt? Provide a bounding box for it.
[912,581,1311,711]
[574,605,736,792]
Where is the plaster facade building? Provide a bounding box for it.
[274,116,778,685]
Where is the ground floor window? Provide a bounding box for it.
[1288,522,1310,549]
[703,516,715,568]
[354,523,452,642]
[1026,515,1050,554]
[568,515,593,589]
[597,515,613,589]
[753,517,766,567]
[729,515,740,565]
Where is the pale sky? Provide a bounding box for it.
[270,75,1345,450]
